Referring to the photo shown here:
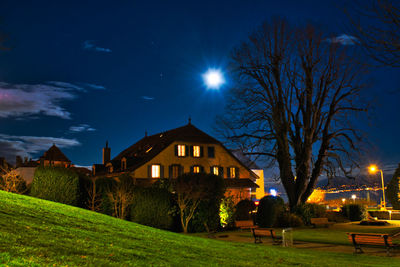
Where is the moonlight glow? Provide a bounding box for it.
[203,69,225,89]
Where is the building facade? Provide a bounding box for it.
[93,122,259,203]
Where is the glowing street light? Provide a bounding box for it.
[368,164,386,210]
[342,198,346,204]
[351,194,356,203]
[269,188,277,197]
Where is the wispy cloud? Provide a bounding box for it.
[0,134,80,163]
[142,96,155,100]
[69,124,96,133]
[0,81,104,119]
[82,40,112,53]
[326,34,358,45]
[83,83,106,90]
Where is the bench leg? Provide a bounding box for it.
[354,245,363,254]
[254,236,262,244]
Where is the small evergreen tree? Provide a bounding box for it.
[387,163,400,209]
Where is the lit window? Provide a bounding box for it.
[193,146,200,157]
[177,145,186,157]
[152,165,160,178]
[229,167,236,178]
[212,166,219,176]
[193,166,200,173]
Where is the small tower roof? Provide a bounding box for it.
[40,144,71,163]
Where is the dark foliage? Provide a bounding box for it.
[256,196,284,227]
[234,199,256,221]
[30,167,79,206]
[276,212,304,227]
[130,187,178,231]
[341,204,367,221]
[386,163,400,209]
[294,203,326,225]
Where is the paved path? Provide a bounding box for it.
[211,231,400,258]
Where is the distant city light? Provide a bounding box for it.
[203,69,225,89]
[254,201,260,206]
[351,194,356,202]
[342,198,346,203]
[269,188,277,197]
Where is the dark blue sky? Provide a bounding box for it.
[0,0,399,172]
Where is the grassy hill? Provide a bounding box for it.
[0,191,399,266]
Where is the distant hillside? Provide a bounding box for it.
[317,174,393,189]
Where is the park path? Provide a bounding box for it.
[211,231,400,258]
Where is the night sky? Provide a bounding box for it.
[0,0,399,173]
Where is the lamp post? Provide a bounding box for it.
[368,164,386,210]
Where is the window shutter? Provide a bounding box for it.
[190,166,194,173]
[200,146,204,157]
[235,167,240,178]
[169,165,173,178]
[227,167,231,178]
[219,167,224,177]
[160,165,164,178]
[179,165,184,176]
[174,145,178,156]
[147,165,151,178]
[190,146,193,157]
[185,145,189,157]
[210,166,213,174]
[200,166,204,173]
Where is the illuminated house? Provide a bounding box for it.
[93,122,259,202]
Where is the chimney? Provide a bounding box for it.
[102,141,111,164]
[16,156,23,167]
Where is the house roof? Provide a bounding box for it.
[96,123,258,180]
[40,144,71,163]
[112,123,221,171]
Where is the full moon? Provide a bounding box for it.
[203,69,225,89]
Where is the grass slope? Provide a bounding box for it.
[0,191,399,266]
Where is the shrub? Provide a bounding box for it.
[234,199,256,221]
[30,166,79,206]
[219,196,236,228]
[130,187,177,231]
[386,163,400,209]
[256,196,284,227]
[276,212,304,227]
[341,204,367,221]
[294,203,326,225]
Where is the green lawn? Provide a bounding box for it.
[1,191,400,266]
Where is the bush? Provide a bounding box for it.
[386,163,400,209]
[0,169,27,194]
[130,187,177,231]
[276,212,304,227]
[30,167,79,206]
[219,196,236,229]
[256,196,284,227]
[294,203,326,225]
[341,204,367,221]
[234,199,256,221]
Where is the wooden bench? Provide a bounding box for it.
[234,220,256,230]
[310,218,334,228]
[251,228,281,245]
[347,232,399,256]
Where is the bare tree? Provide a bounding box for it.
[86,177,102,212]
[0,168,27,194]
[348,0,400,66]
[222,19,368,210]
[107,175,134,219]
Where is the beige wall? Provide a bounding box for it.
[251,169,265,200]
[132,141,254,179]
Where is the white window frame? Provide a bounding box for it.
[193,146,200,157]
[177,145,186,157]
[212,166,219,176]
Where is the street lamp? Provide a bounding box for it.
[351,194,356,203]
[368,164,386,210]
